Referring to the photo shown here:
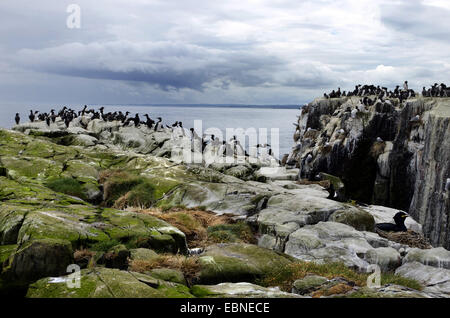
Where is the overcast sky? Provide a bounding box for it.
[1,0,449,105]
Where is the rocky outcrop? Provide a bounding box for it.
[198,243,294,284]
[1,122,449,298]
[395,262,450,297]
[287,96,450,249]
[26,267,194,298]
[191,282,301,298]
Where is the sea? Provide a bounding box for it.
[0,103,301,157]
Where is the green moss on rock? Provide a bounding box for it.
[26,267,194,298]
[199,243,294,284]
[328,208,375,232]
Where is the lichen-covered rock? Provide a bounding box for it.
[198,243,294,284]
[256,193,343,251]
[395,262,450,297]
[328,208,375,232]
[284,222,374,271]
[255,167,299,181]
[223,165,254,180]
[403,247,450,269]
[2,239,73,287]
[0,174,188,290]
[344,284,436,298]
[26,267,194,298]
[149,268,186,285]
[292,275,328,295]
[364,247,402,271]
[129,248,158,262]
[191,282,302,298]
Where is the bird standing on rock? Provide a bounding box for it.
[376,211,409,232]
[29,110,35,122]
[15,113,20,125]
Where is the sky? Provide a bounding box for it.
[1,0,449,105]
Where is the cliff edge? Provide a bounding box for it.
[287,96,450,249]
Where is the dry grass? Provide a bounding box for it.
[74,248,96,268]
[311,283,354,298]
[129,254,201,285]
[74,248,95,260]
[135,207,238,247]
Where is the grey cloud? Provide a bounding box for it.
[380,0,450,41]
[14,41,332,91]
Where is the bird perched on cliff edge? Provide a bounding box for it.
[15,113,20,125]
[376,211,408,232]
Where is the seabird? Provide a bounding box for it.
[29,110,35,122]
[375,211,408,232]
[15,113,20,125]
[154,117,162,131]
[445,178,450,192]
[376,137,383,142]
[144,114,154,129]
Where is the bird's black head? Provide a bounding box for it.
[393,211,408,225]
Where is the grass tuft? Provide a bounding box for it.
[129,254,201,285]
[257,261,423,292]
[90,239,121,252]
[45,177,86,200]
[100,170,157,209]
[207,223,256,244]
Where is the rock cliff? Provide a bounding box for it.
[287,96,450,249]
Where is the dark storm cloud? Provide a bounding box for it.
[1,0,450,104]
[15,41,332,91]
